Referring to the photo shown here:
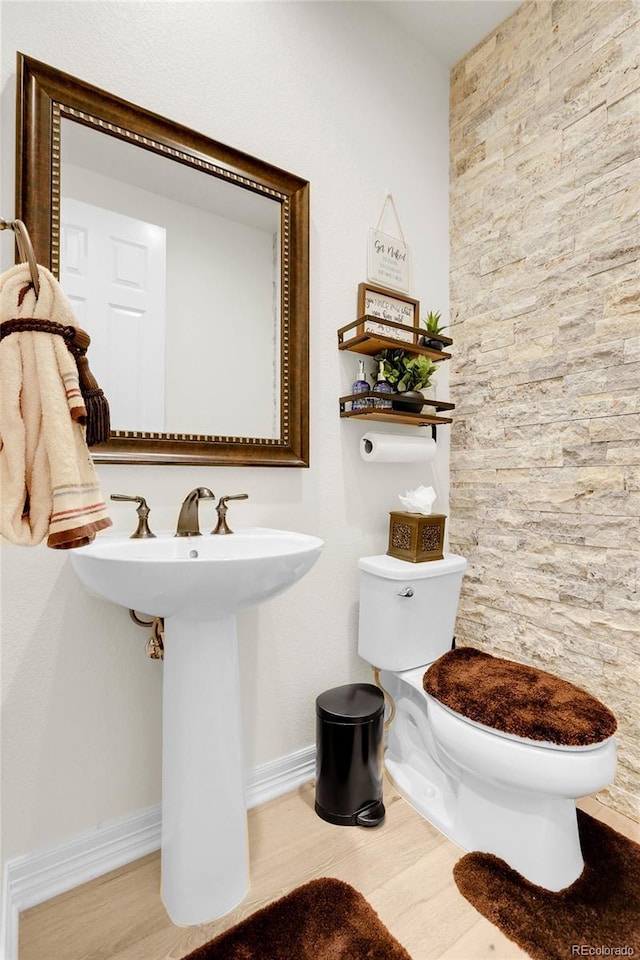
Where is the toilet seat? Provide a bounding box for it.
[431,697,615,752]
[423,647,617,747]
[399,665,614,752]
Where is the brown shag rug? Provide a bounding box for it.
[180,877,412,960]
[424,647,617,746]
[454,810,640,960]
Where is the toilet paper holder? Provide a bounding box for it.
[361,427,435,453]
[359,432,438,465]
[358,424,438,446]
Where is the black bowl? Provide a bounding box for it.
[391,391,425,414]
[421,336,445,352]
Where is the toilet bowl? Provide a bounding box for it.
[357,553,618,891]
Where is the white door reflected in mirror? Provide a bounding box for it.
[61,199,167,432]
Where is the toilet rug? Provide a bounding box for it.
[453,809,640,960]
[423,647,617,746]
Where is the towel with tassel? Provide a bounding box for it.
[0,262,112,548]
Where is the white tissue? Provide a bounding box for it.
[398,485,437,515]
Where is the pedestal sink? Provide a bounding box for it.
[71,527,323,925]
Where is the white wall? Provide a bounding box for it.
[0,0,450,864]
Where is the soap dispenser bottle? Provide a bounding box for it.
[373,360,393,409]
[351,359,371,411]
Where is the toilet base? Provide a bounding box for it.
[387,751,585,889]
[454,772,585,890]
[383,681,590,891]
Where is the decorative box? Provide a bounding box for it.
[387,512,446,563]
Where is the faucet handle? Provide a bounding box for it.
[213,494,248,535]
[110,494,156,539]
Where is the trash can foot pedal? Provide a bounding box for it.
[315,799,385,828]
[355,799,385,828]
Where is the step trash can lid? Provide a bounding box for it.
[316,683,385,723]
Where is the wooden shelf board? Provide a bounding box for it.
[340,409,453,426]
[338,332,451,361]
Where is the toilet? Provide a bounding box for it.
[357,552,618,891]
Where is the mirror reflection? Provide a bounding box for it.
[17,53,309,465]
[60,120,281,439]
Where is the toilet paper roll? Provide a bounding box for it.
[360,432,437,463]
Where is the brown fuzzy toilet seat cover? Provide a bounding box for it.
[423,647,617,747]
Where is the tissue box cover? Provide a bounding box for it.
[387,512,446,563]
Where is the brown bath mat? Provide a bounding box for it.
[424,647,617,746]
[180,877,412,960]
[454,810,640,960]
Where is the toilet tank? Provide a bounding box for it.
[358,553,467,671]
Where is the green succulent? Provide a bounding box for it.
[375,349,438,392]
[423,311,447,336]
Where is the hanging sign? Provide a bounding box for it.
[367,194,411,293]
[367,229,411,292]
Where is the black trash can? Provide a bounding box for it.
[315,683,385,828]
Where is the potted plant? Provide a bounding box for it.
[375,350,438,413]
[421,311,448,352]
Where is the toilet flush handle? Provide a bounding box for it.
[398,587,414,598]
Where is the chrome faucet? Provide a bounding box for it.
[175,487,216,537]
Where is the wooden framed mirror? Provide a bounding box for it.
[16,53,309,466]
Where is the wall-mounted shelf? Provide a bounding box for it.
[339,392,454,426]
[338,319,455,433]
[338,317,452,361]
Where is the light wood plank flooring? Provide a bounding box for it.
[19,780,639,960]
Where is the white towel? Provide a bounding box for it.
[0,262,111,548]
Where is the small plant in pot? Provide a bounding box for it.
[421,311,448,352]
[375,350,438,413]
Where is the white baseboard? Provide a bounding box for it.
[245,744,315,810]
[1,744,316,960]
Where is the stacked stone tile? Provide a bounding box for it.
[449,0,639,821]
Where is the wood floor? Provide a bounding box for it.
[19,780,640,960]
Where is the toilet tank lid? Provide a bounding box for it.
[358,552,467,580]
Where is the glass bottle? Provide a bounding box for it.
[374,360,393,410]
[351,359,371,411]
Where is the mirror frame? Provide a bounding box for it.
[16,53,309,467]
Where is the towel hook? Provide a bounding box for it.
[0,217,40,298]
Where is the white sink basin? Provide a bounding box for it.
[71,527,324,619]
[71,526,323,926]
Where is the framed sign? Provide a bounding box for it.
[357,282,419,342]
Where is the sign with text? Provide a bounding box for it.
[356,282,419,343]
[367,228,411,293]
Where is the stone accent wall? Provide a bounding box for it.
[449,0,639,821]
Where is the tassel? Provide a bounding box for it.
[66,327,111,447]
[0,317,111,447]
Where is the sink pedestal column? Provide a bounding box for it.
[161,614,249,925]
